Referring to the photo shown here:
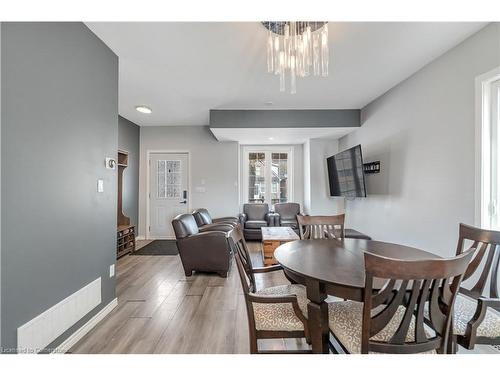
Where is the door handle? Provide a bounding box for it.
[179,200,187,204]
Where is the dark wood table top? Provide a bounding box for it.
[274,238,440,290]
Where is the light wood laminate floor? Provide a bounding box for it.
[70,241,308,354]
[70,240,498,354]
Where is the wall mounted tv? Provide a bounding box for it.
[326,144,367,197]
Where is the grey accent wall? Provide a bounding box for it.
[118,116,140,227]
[139,126,239,238]
[210,109,360,128]
[1,23,118,351]
[339,23,500,256]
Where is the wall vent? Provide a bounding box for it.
[17,277,101,353]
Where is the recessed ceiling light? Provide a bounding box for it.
[268,137,274,140]
[135,105,152,114]
[265,101,273,106]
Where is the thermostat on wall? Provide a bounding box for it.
[105,157,116,170]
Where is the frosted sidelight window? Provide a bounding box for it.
[157,160,181,198]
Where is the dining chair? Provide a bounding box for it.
[452,223,500,350]
[328,249,474,354]
[229,226,311,354]
[297,214,345,240]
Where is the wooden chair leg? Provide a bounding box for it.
[446,334,458,354]
[250,338,258,354]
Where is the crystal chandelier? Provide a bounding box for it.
[263,21,329,94]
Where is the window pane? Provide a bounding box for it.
[248,152,266,203]
[158,160,181,199]
[271,152,288,203]
[157,160,166,198]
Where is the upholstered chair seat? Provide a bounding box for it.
[328,301,436,354]
[245,220,268,229]
[451,294,500,337]
[252,284,309,331]
[280,219,298,228]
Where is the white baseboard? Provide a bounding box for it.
[51,297,118,354]
[135,236,145,240]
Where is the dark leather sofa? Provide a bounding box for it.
[238,203,274,240]
[172,213,234,277]
[192,208,239,231]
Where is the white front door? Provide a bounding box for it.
[149,153,189,239]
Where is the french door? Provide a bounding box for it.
[242,147,293,206]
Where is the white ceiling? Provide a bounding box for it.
[86,22,487,126]
[211,127,357,144]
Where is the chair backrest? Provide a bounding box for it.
[229,225,257,293]
[172,213,200,239]
[361,249,474,354]
[192,208,213,226]
[297,214,345,240]
[455,223,500,299]
[243,203,269,221]
[274,203,300,220]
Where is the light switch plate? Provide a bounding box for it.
[97,179,104,193]
[109,264,115,278]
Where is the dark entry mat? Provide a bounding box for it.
[133,240,178,256]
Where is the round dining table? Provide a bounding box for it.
[274,238,440,354]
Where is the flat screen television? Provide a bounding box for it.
[326,144,367,197]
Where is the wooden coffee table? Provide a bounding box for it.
[261,226,300,266]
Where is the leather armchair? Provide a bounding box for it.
[192,208,239,231]
[172,213,233,278]
[239,203,272,240]
[273,203,301,234]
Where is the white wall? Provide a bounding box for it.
[339,23,500,257]
[303,138,345,215]
[139,126,239,237]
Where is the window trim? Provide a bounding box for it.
[241,145,294,207]
[475,66,500,228]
